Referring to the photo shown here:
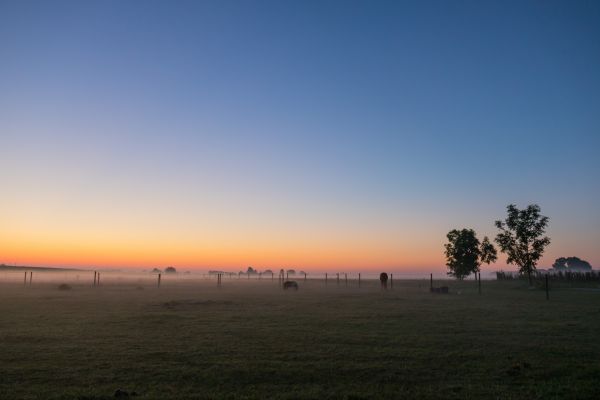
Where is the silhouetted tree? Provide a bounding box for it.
[263,269,273,275]
[495,204,550,285]
[480,236,498,267]
[445,230,497,279]
[552,257,592,271]
[151,268,162,274]
[286,269,296,275]
[165,266,177,273]
[246,267,257,274]
[445,229,480,279]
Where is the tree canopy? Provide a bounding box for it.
[445,229,497,279]
[552,257,592,271]
[495,204,550,285]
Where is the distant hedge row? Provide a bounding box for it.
[496,270,600,282]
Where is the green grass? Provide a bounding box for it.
[1,277,599,399]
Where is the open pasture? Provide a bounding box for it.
[1,274,599,399]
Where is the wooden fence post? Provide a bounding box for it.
[390,273,393,289]
[336,273,339,286]
[358,273,361,288]
[304,272,307,281]
[158,273,161,288]
[345,273,348,286]
[24,271,27,286]
[29,271,32,285]
[430,273,433,291]
[325,273,328,285]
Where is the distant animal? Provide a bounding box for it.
[379,273,388,289]
[283,281,299,290]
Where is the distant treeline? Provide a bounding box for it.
[496,270,600,283]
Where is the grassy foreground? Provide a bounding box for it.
[0,277,599,399]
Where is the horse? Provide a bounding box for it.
[283,281,299,290]
[379,273,388,289]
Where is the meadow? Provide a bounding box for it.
[1,272,599,399]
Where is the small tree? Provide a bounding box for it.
[445,230,497,279]
[495,204,550,285]
[445,229,480,279]
[165,266,177,273]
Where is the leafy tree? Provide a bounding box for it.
[246,266,257,274]
[286,269,296,275]
[495,204,551,285]
[165,266,177,273]
[445,229,477,279]
[552,257,592,271]
[445,230,498,279]
[480,236,498,266]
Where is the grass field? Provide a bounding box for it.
[1,275,599,399]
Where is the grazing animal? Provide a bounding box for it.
[379,273,388,289]
[283,281,299,290]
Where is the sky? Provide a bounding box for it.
[1,0,599,272]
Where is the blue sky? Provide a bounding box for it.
[1,0,599,270]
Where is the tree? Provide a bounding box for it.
[445,229,479,279]
[495,204,550,285]
[165,266,177,273]
[480,236,498,267]
[552,257,592,272]
[445,229,498,279]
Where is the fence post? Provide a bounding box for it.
[430,273,433,291]
[29,271,32,285]
[336,273,339,286]
[304,272,307,281]
[345,273,347,286]
[158,273,161,288]
[325,273,328,285]
[545,274,549,300]
[271,272,274,281]
[390,273,393,289]
[358,273,361,288]
[24,271,27,286]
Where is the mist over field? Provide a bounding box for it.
[1,0,600,398]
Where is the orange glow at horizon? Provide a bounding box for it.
[0,232,444,271]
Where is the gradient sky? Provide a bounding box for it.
[1,0,599,272]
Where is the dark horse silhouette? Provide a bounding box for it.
[379,273,388,289]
